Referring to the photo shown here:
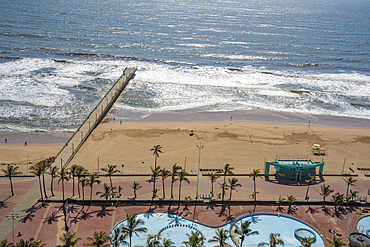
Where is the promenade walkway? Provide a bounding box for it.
[52,68,136,169]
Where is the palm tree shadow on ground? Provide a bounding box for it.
[80,210,93,221]
[21,202,49,223]
[43,211,62,225]
[96,206,113,218]
[305,206,319,214]
[0,196,12,209]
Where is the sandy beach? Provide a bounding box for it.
[1,112,370,176]
[70,119,370,175]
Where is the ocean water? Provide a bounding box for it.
[0,0,369,132]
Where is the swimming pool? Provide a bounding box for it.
[357,215,370,237]
[111,212,324,246]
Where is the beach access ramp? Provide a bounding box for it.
[52,68,136,169]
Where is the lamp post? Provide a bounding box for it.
[7,210,20,245]
[196,142,204,199]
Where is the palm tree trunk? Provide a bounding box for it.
[211,181,214,196]
[42,173,48,198]
[229,188,232,201]
[77,178,81,198]
[162,178,165,198]
[38,177,44,206]
[346,185,349,197]
[305,186,310,200]
[90,186,93,203]
[51,177,54,196]
[171,180,174,198]
[179,181,182,202]
[152,178,156,198]
[62,180,65,202]
[72,176,75,197]
[82,186,85,208]
[109,176,113,189]
[8,177,14,196]
[222,186,225,202]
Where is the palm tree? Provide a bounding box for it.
[130,181,142,198]
[109,228,127,247]
[151,145,162,169]
[223,164,234,184]
[88,174,101,204]
[349,189,359,200]
[37,160,49,199]
[58,167,70,203]
[161,238,175,247]
[170,163,181,199]
[326,236,346,247]
[2,164,22,196]
[118,186,123,197]
[80,178,89,208]
[299,237,314,247]
[96,183,115,207]
[146,237,161,247]
[220,182,229,203]
[30,164,44,206]
[57,232,82,247]
[287,195,297,211]
[208,228,229,247]
[151,166,161,198]
[209,172,220,197]
[160,168,170,198]
[249,169,261,203]
[69,164,78,197]
[121,214,148,247]
[258,233,284,247]
[0,239,11,247]
[101,164,120,189]
[14,238,46,247]
[178,170,190,202]
[75,166,88,198]
[234,220,259,247]
[342,176,357,197]
[331,193,344,213]
[317,184,334,208]
[84,231,109,247]
[183,231,206,247]
[228,177,241,201]
[276,196,285,211]
[48,166,59,197]
[305,175,316,200]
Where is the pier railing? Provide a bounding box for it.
[52,68,137,169]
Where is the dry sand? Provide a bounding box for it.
[1,119,370,176]
[69,120,370,176]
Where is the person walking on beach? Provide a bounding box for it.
[5,138,7,143]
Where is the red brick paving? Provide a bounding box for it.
[1,174,369,246]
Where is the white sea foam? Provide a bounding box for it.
[1,56,370,132]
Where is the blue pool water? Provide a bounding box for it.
[111,212,324,246]
[357,215,370,237]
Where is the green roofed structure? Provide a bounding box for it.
[265,159,324,181]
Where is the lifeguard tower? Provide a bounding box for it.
[265,159,324,181]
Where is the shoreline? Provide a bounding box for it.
[0,109,369,145]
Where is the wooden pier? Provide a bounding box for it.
[52,68,136,169]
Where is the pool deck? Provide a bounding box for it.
[0,174,369,246]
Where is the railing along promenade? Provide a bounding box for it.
[52,68,137,169]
